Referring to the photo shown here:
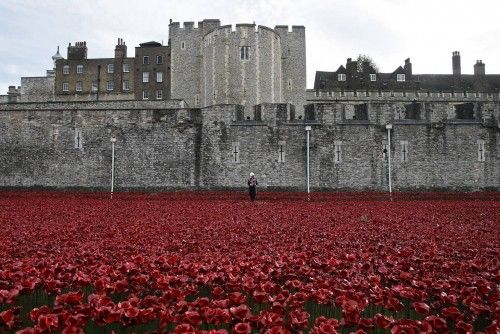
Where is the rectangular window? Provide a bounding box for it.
[123,63,130,72]
[232,142,240,163]
[240,46,250,60]
[107,64,114,73]
[143,72,149,83]
[338,73,346,81]
[107,81,114,91]
[76,81,82,92]
[194,94,200,106]
[156,72,163,83]
[156,90,162,99]
[397,74,406,82]
[62,82,69,92]
[76,65,83,74]
[156,55,163,64]
[63,65,69,75]
[142,90,149,100]
[143,56,149,65]
[370,74,377,81]
[122,80,129,91]
[334,141,342,163]
[400,141,409,162]
[477,140,485,162]
[278,141,286,163]
[91,81,98,92]
[74,128,83,149]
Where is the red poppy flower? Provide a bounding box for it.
[230,304,251,321]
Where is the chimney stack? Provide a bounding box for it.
[115,38,127,58]
[474,60,485,76]
[452,51,461,76]
[67,41,88,60]
[404,58,412,76]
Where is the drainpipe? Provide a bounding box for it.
[305,126,312,193]
[386,124,393,193]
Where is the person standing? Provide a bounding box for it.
[247,172,258,201]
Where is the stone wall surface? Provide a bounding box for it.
[0,100,498,191]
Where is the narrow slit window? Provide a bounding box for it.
[477,140,485,162]
[74,129,83,149]
[400,141,408,162]
[278,141,286,163]
[334,141,342,163]
[232,142,240,163]
[382,142,388,160]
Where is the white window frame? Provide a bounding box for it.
[156,90,163,100]
[156,72,163,83]
[62,82,69,92]
[278,141,286,163]
[370,74,377,81]
[143,72,149,83]
[63,65,69,75]
[76,81,82,92]
[400,141,409,162]
[107,81,114,91]
[334,141,342,164]
[232,142,240,163]
[76,65,83,74]
[123,63,130,73]
[338,73,346,82]
[156,55,163,64]
[142,90,149,100]
[91,81,98,92]
[240,46,250,60]
[397,74,406,82]
[143,56,149,65]
[122,80,129,91]
[107,64,114,73]
[477,140,485,162]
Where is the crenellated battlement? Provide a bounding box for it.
[202,23,280,42]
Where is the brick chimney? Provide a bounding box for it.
[452,51,461,76]
[115,38,127,58]
[474,60,485,76]
[404,58,412,76]
[67,41,88,60]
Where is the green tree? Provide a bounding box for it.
[357,54,379,73]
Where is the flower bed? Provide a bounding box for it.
[0,191,498,333]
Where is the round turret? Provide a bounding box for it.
[52,46,63,68]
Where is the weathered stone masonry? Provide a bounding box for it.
[0,100,498,191]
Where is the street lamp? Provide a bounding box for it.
[385,124,393,194]
[305,126,312,194]
[110,137,117,196]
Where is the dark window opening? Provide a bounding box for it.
[404,102,421,120]
[454,103,474,119]
[354,104,368,120]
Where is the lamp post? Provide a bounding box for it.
[385,124,393,194]
[110,137,116,196]
[305,126,312,194]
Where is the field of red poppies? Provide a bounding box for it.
[0,191,498,334]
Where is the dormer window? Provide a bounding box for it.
[338,73,346,81]
[397,74,406,82]
[370,74,376,82]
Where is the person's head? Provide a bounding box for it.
[250,172,255,177]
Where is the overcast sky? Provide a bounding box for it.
[1,0,499,93]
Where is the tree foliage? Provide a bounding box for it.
[357,54,379,73]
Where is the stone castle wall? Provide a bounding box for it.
[0,100,498,191]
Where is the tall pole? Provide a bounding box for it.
[110,137,116,196]
[386,124,393,194]
[305,126,311,193]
